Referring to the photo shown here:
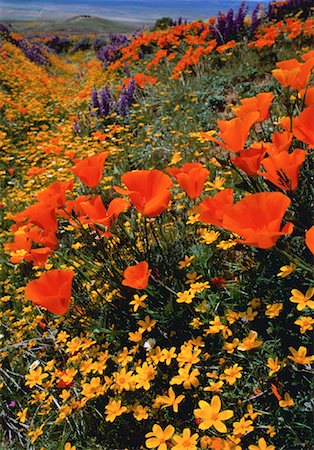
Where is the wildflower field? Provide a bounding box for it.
[0,1,313,449]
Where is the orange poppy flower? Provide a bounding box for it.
[24,269,74,315]
[222,192,293,249]
[198,189,234,227]
[292,105,314,148]
[26,167,46,176]
[80,196,130,228]
[5,231,32,263]
[27,225,59,250]
[25,247,53,267]
[37,181,73,208]
[268,131,293,155]
[305,226,314,254]
[204,113,259,152]
[259,149,307,190]
[231,145,267,176]
[272,58,314,91]
[122,261,151,289]
[299,85,314,107]
[12,202,58,232]
[115,170,173,217]
[233,92,275,123]
[167,162,209,198]
[72,152,109,188]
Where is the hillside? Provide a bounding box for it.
[2,15,143,35]
[0,1,313,449]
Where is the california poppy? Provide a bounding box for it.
[233,92,274,123]
[37,181,73,208]
[222,192,293,249]
[80,196,130,229]
[305,226,314,254]
[269,131,293,155]
[122,261,151,289]
[12,202,58,232]
[167,162,209,198]
[24,269,74,315]
[72,152,109,188]
[231,145,267,176]
[272,58,313,91]
[259,149,307,190]
[203,113,259,152]
[198,189,234,227]
[25,247,53,267]
[26,167,46,176]
[115,170,173,217]
[292,105,314,148]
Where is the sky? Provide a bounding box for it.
[0,0,264,22]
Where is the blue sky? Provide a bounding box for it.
[0,0,264,22]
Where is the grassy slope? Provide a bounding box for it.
[2,15,143,35]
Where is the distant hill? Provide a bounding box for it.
[3,15,145,36]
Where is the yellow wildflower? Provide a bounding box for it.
[288,346,314,365]
[64,443,76,450]
[170,364,200,389]
[294,316,314,333]
[238,331,263,351]
[267,357,281,376]
[28,424,45,444]
[130,294,147,312]
[178,255,195,268]
[160,387,185,413]
[176,290,195,304]
[277,263,296,277]
[160,347,177,365]
[133,404,149,421]
[194,395,234,432]
[172,428,199,450]
[248,437,275,450]
[16,407,28,423]
[279,393,295,407]
[138,316,156,333]
[220,364,243,385]
[232,417,254,435]
[104,399,127,422]
[25,366,48,388]
[265,303,283,318]
[145,424,175,450]
[290,287,314,310]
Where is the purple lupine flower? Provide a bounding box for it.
[91,87,100,111]
[99,87,111,117]
[235,1,249,33]
[8,401,16,407]
[250,4,261,36]
[118,88,129,117]
[126,78,136,107]
[224,8,235,41]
